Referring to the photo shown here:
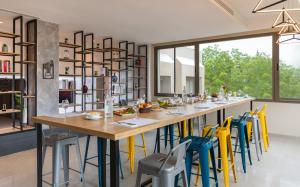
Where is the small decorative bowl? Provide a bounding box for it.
[139,107,151,113]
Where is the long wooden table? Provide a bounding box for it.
[33,97,253,187]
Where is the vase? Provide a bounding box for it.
[2,44,8,53]
[82,84,88,94]
[112,73,118,83]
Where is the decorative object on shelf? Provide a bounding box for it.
[94,70,98,76]
[112,51,118,58]
[82,83,88,94]
[2,104,6,112]
[134,83,138,89]
[43,60,54,79]
[0,60,2,72]
[64,38,69,44]
[3,60,8,73]
[63,49,69,59]
[7,60,11,72]
[2,43,8,53]
[112,73,118,83]
[96,97,100,103]
[135,59,141,66]
[65,66,70,75]
[112,85,115,95]
[96,43,100,49]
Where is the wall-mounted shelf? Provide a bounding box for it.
[0,52,20,56]
[0,109,21,115]
[0,31,20,38]
[59,42,82,48]
[59,58,82,63]
[0,91,21,95]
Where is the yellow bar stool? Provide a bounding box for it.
[202,116,237,187]
[258,105,270,152]
[127,133,147,173]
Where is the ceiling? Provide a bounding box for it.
[0,0,300,44]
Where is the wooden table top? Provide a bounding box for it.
[32,98,253,140]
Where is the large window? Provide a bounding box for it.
[199,36,273,99]
[279,39,300,99]
[155,33,300,102]
[157,46,196,95]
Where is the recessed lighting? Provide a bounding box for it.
[0,21,3,24]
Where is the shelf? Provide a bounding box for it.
[59,103,82,108]
[135,87,146,89]
[85,101,105,105]
[104,58,127,62]
[85,75,105,78]
[75,50,92,54]
[112,82,127,84]
[75,66,92,68]
[94,89,107,91]
[59,89,76,92]
[0,52,20,56]
[23,95,36,99]
[128,77,143,79]
[0,109,21,115]
[59,58,82,63]
[0,91,21,95]
[59,74,82,77]
[59,42,81,48]
[86,61,110,65]
[0,72,21,75]
[128,54,146,58]
[135,66,147,68]
[112,93,127,96]
[85,47,103,53]
[15,41,36,46]
[109,69,128,72]
[14,60,36,64]
[0,31,20,38]
[102,48,126,52]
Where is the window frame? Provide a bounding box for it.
[154,31,299,103]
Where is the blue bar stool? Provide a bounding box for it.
[154,123,181,152]
[179,125,219,187]
[83,135,124,179]
[231,112,253,173]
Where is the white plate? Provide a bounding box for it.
[84,115,102,120]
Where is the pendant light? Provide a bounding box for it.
[253,0,300,13]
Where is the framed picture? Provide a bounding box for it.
[43,60,54,79]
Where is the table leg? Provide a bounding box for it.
[188,119,192,136]
[250,100,253,111]
[36,123,43,187]
[97,137,107,187]
[217,110,222,170]
[222,109,225,121]
[110,140,120,187]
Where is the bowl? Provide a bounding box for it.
[139,107,151,113]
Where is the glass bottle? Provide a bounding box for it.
[182,86,187,103]
[104,91,113,118]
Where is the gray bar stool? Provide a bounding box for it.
[247,110,263,161]
[42,128,84,187]
[135,139,191,187]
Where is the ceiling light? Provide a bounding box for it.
[0,21,3,24]
[253,0,300,13]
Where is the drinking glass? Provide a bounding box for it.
[62,100,69,118]
[132,99,140,119]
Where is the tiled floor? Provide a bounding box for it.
[0,131,299,187]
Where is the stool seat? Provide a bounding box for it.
[138,153,177,174]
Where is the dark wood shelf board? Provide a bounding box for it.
[0,31,20,38]
[0,109,21,115]
[0,52,20,56]
[59,42,82,48]
[15,42,36,46]
[0,91,21,95]
[102,48,126,52]
[59,58,82,63]
[0,72,21,75]
[14,60,36,64]
[59,74,82,77]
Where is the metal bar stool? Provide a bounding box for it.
[181,125,219,187]
[246,108,263,161]
[42,128,84,187]
[135,139,192,187]
[231,112,252,173]
[83,135,124,178]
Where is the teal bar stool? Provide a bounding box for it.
[179,125,219,187]
[231,112,253,173]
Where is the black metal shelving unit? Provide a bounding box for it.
[127,43,148,102]
[0,15,37,134]
[59,31,84,112]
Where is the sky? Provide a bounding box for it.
[199,36,300,67]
